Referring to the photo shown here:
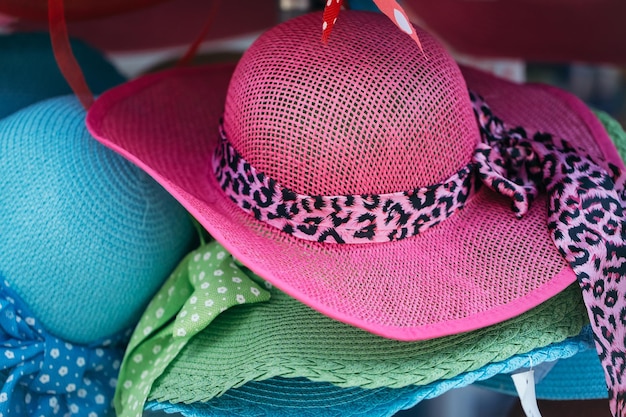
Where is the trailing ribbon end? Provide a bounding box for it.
[321,0,423,51]
[372,0,423,53]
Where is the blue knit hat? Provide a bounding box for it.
[0,32,125,119]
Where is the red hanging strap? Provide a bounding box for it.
[177,0,222,67]
[48,0,94,109]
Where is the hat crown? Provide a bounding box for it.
[223,11,480,195]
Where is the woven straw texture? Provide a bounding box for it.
[0,96,194,343]
[477,340,607,401]
[147,281,587,404]
[87,11,622,341]
[146,325,588,417]
[0,32,125,119]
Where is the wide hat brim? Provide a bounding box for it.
[87,54,622,341]
[144,329,590,417]
[142,278,588,406]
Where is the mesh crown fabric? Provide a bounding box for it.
[224,12,480,195]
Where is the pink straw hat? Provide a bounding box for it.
[86,11,622,342]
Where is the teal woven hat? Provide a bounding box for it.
[0,95,195,344]
[475,328,607,401]
[114,238,590,416]
[0,32,125,118]
[0,95,195,415]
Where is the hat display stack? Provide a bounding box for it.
[3,1,625,416]
[86,6,626,417]
[0,30,195,415]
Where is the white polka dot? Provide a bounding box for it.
[199,271,206,280]
[25,317,35,326]
[89,413,98,417]
[39,374,50,384]
[201,282,210,290]
[133,354,143,363]
[190,296,198,304]
[205,299,214,307]
[176,328,187,337]
[180,310,187,318]
[194,253,201,262]
[123,380,133,389]
[0,393,7,403]
[393,9,413,35]
[326,0,331,5]
[66,383,76,392]
[143,326,153,336]
[76,357,85,367]
[236,294,245,304]
[214,270,224,276]
[191,314,200,322]
[65,343,73,350]
[95,394,105,405]
[4,351,13,360]
[264,281,273,289]
[69,404,79,413]
[5,376,11,383]
[251,288,260,296]
[217,251,226,260]
[217,287,227,294]
[232,277,242,283]
[113,360,121,370]
[77,389,87,398]
[109,378,117,388]
[25,393,31,404]
[152,345,162,355]
[49,397,58,407]
[322,21,328,30]
[155,308,165,319]
[203,252,211,260]
[140,371,149,380]
[168,286,176,297]
[95,348,104,357]
[58,366,68,376]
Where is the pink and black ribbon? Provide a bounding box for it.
[471,93,626,416]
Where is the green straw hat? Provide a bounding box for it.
[114,239,589,416]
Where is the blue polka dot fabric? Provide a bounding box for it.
[0,276,127,416]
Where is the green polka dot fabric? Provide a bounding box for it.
[114,241,270,417]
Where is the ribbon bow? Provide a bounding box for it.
[322,0,422,50]
[0,278,126,416]
[471,93,626,417]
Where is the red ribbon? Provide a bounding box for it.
[48,0,94,110]
[322,0,422,50]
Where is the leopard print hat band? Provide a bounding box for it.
[213,120,477,244]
